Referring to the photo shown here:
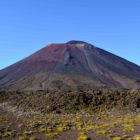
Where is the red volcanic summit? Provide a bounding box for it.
[0,40,140,91]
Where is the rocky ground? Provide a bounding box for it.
[1,89,140,140]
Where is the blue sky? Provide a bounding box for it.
[0,0,140,69]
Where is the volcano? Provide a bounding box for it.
[0,40,140,91]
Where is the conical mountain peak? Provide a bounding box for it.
[0,40,140,91]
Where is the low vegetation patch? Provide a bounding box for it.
[0,88,140,140]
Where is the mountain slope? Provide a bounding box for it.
[0,40,140,91]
